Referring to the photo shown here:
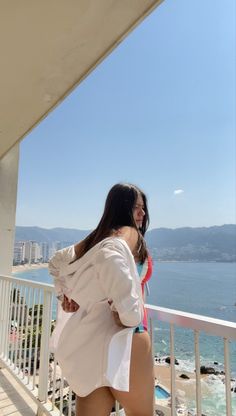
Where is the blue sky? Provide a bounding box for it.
[16,0,235,230]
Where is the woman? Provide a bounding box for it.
[49,183,154,416]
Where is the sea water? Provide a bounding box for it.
[13,261,236,415]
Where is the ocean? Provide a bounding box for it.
[13,261,236,416]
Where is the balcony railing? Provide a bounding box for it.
[0,274,235,416]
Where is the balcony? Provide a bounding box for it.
[0,273,235,416]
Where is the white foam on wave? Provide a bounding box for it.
[176,358,195,373]
[154,326,169,332]
[186,374,236,416]
[218,305,227,310]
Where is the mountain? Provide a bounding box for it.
[145,224,236,262]
[15,224,236,262]
[15,226,90,244]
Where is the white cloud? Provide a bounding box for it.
[174,189,184,195]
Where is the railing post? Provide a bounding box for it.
[170,323,176,416]
[194,330,202,416]
[0,278,5,356]
[149,317,156,416]
[115,400,120,415]
[37,289,52,415]
[224,338,232,416]
[149,316,154,357]
[0,279,11,361]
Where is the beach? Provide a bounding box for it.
[12,263,49,274]
[154,364,212,400]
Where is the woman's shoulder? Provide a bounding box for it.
[111,226,138,253]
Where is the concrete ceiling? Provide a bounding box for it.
[0,0,164,159]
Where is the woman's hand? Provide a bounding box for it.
[62,295,80,313]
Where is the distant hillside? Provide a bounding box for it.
[15,226,90,244]
[146,225,236,262]
[15,224,236,262]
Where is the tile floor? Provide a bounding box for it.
[0,366,38,416]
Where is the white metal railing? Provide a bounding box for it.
[146,304,236,416]
[0,274,59,415]
[0,274,236,416]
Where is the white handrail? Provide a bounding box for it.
[1,273,55,291]
[145,303,236,339]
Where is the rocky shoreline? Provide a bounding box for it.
[154,355,236,415]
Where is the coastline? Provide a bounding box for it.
[154,363,234,415]
[12,263,49,274]
[154,364,209,399]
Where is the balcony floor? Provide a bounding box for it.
[0,366,38,416]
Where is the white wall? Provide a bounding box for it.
[0,144,19,275]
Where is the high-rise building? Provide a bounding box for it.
[24,241,41,264]
[40,242,49,262]
[13,241,26,264]
[24,241,32,263]
[13,240,73,265]
[31,241,41,263]
[49,241,73,260]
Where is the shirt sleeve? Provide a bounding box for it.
[95,239,144,327]
[48,245,76,298]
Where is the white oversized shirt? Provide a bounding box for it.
[49,237,144,396]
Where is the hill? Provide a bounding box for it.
[15,226,90,244]
[15,224,236,262]
[145,224,236,262]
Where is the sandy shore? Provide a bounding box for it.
[12,263,49,273]
[154,364,212,400]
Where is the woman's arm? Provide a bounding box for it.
[48,245,80,312]
[96,236,143,327]
[110,227,140,327]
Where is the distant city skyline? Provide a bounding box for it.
[16,0,235,230]
[14,224,236,263]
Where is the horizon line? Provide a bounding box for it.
[15,223,236,232]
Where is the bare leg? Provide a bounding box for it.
[76,387,115,416]
[110,331,154,416]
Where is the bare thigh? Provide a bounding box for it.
[76,387,115,416]
[110,331,154,416]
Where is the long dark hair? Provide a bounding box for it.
[76,183,150,263]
